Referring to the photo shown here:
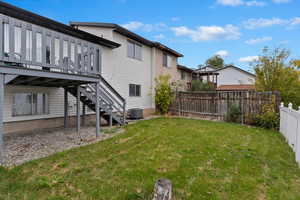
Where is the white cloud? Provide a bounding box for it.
[216,0,266,6]
[171,17,181,22]
[245,36,272,45]
[272,0,291,3]
[154,34,165,40]
[217,0,244,6]
[121,21,167,32]
[243,17,300,29]
[239,56,259,63]
[245,0,266,6]
[290,17,300,26]
[171,25,241,42]
[243,18,286,29]
[215,50,229,57]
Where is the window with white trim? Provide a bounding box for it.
[54,38,60,65]
[129,84,141,97]
[127,40,142,60]
[25,30,33,61]
[14,26,22,60]
[46,35,52,64]
[36,32,42,63]
[163,53,172,68]
[12,93,49,116]
[3,23,9,57]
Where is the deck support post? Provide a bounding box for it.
[96,82,100,137]
[109,105,113,127]
[0,74,4,165]
[82,104,86,127]
[76,85,81,134]
[64,88,69,129]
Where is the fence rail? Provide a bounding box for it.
[170,91,280,122]
[280,103,300,165]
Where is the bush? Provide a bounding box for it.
[251,103,279,130]
[191,80,215,91]
[155,75,174,114]
[225,103,242,123]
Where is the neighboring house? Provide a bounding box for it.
[0,2,125,135]
[177,65,193,90]
[69,22,183,115]
[193,65,256,90]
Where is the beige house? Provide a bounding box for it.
[177,65,193,91]
[152,42,183,84]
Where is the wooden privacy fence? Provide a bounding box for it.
[280,103,300,165]
[170,91,280,122]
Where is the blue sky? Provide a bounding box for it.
[5,0,300,71]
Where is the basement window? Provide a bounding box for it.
[12,93,49,117]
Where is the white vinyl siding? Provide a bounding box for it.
[127,40,142,60]
[3,86,94,123]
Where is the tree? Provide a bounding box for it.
[205,55,224,69]
[253,47,300,106]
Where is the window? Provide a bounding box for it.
[63,40,68,66]
[127,40,142,60]
[77,44,82,69]
[26,30,33,61]
[83,46,88,71]
[163,53,172,68]
[46,36,52,64]
[54,38,60,65]
[129,84,141,97]
[181,71,186,80]
[3,23,9,57]
[70,42,75,65]
[14,26,22,59]
[12,93,49,116]
[36,32,42,63]
[96,49,100,73]
[90,51,94,71]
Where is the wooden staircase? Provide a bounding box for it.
[67,77,126,126]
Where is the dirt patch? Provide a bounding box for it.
[2,126,124,167]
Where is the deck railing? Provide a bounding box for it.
[0,14,102,76]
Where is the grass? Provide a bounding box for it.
[1,117,300,200]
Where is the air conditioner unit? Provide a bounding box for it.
[127,108,143,120]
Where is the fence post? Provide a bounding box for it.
[288,103,293,110]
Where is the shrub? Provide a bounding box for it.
[225,103,242,123]
[191,80,215,91]
[251,103,279,130]
[155,75,174,114]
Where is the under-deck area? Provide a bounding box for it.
[0,2,125,165]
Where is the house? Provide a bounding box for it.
[69,22,183,116]
[0,1,127,141]
[193,65,256,90]
[0,1,185,138]
[177,65,193,90]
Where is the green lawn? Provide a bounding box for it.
[1,118,300,200]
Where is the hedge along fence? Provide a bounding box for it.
[169,91,281,123]
[280,103,300,165]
